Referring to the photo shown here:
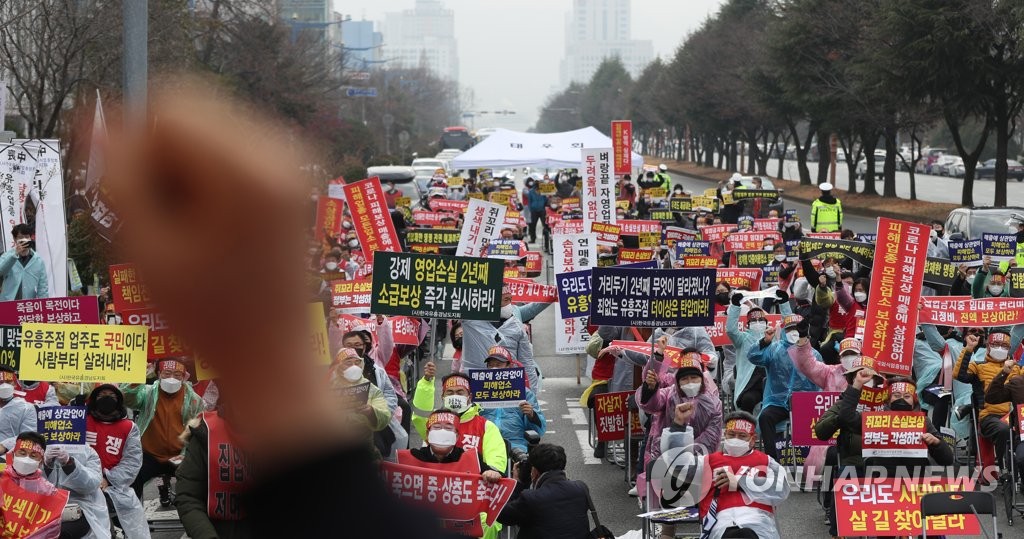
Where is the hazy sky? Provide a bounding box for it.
[334,0,724,131]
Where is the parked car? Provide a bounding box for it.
[737,176,784,218]
[930,155,961,176]
[917,147,948,173]
[855,151,887,181]
[947,161,965,178]
[975,159,1024,181]
[944,206,1024,241]
[365,165,422,209]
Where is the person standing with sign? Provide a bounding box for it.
[122,359,205,506]
[809,183,842,233]
[0,223,49,301]
[461,287,546,392]
[85,385,150,539]
[957,330,1019,479]
[478,348,546,463]
[328,348,391,450]
[658,411,791,539]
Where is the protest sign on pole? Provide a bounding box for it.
[0,296,99,326]
[919,295,1024,326]
[37,406,86,445]
[590,267,715,327]
[947,240,983,266]
[981,233,1016,261]
[468,368,526,408]
[862,218,929,376]
[611,121,632,175]
[556,269,591,319]
[20,140,69,298]
[791,392,840,446]
[370,252,503,321]
[553,234,597,354]
[834,477,979,536]
[594,391,644,442]
[456,198,507,258]
[861,411,928,458]
[121,307,190,359]
[314,196,344,241]
[19,323,148,383]
[581,148,615,233]
[342,177,402,262]
[109,263,153,312]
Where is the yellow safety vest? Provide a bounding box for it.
[811,198,843,232]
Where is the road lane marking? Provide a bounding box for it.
[576,429,602,464]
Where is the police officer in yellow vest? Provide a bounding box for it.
[810,182,843,233]
[656,164,672,192]
[999,213,1024,274]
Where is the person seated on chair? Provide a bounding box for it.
[983,355,1024,487]
[0,432,68,538]
[478,346,546,463]
[956,330,1019,481]
[657,410,791,539]
[41,433,111,538]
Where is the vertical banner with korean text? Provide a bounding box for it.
[314,196,344,241]
[611,121,633,176]
[553,233,597,354]
[456,198,507,258]
[581,148,615,233]
[863,218,929,376]
[20,140,69,298]
[341,177,402,262]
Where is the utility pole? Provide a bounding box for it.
[123,0,148,136]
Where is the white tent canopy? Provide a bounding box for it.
[451,127,644,171]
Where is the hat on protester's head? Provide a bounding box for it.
[426,409,460,431]
[844,355,876,375]
[838,338,862,357]
[820,182,834,191]
[673,351,704,381]
[485,345,514,365]
[781,314,804,329]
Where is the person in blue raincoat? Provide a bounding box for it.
[748,314,822,461]
[921,324,988,440]
[477,347,546,463]
[727,290,792,414]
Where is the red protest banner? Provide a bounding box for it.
[412,210,451,227]
[561,197,581,212]
[0,471,68,538]
[122,307,190,359]
[680,256,720,268]
[391,316,420,346]
[428,199,469,213]
[664,227,698,243]
[380,461,516,537]
[591,222,621,246]
[551,219,585,235]
[617,248,655,264]
[504,278,557,303]
[618,220,660,235]
[314,196,344,241]
[109,263,153,312]
[0,296,100,326]
[919,295,1024,327]
[525,251,542,275]
[861,411,928,459]
[792,392,841,446]
[330,278,373,313]
[834,476,979,536]
[607,340,712,370]
[863,218,929,376]
[723,231,782,252]
[715,268,763,290]
[594,390,644,442]
[611,120,633,175]
[342,178,402,262]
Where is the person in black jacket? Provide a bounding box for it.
[498,444,590,539]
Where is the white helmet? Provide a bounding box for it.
[658,164,668,172]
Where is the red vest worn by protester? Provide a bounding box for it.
[86,416,134,472]
[457,415,487,453]
[204,412,251,521]
[15,381,51,406]
[699,451,775,518]
[397,448,481,474]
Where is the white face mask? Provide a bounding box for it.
[966,274,976,285]
[989,347,1009,361]
[0,383,14,400]
[159,377,182,394]
[342,365,363,382]
[748,321,768,334]
[840,354,860,372]
[679,382,701,398]
[348,239,359,249]
[325,262,339,271]
[989,285,1003,296]
[825,267,836,278]
[12,456,39,476]
[785,330,800,344]
[854,292,867,303]
[427,429,458,448]
[500,304,516,319]
[774,254,787,262]
[443,395,469,414]
[722,438,751,457]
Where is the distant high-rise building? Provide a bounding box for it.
[560,0,653,86]
[382,0,459,82]
[341,20,384,71]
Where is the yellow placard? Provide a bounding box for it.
[703,188,718,198]
[615,200,630,210]
[692,195,718,211]
[447,176,464,187]
[468,192,484,200]
[538,183,556,195]
[639,232,661,248]
[489,192,511,205]
[721,192,735,205]
[20,324,148,384]
[395,197,411,208]
[310,303,331,366]
[647,187,667,200]
[195,355,217,381]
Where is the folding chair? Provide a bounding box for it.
[920,491,998,539]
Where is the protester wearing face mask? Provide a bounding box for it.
[957,330,1020,476]
[749,314,822,462]
[85,384,150,539]
[121,359,204,505]
[637,349,723,525]
[0,433,67,538]
[460,288,549,392]
[982,352,1024,488]
[855,376,949,472]
[39,417,111,538]
[657,411,790,539]
[920,324,984,439]
[329,348,391,449]
[477,348,546,462]
[449,322,465,371]
[973,256,1009,299]
[713,281,732,315]
[411,368,507,476]
[338,327,405,460]
[0,368,39,447]
[727,292,793,414]
[830,276,869,340]
[13,376,58,407]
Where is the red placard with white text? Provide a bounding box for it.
[863,218,928,376]
[525,251,542,275]
[835,476,979,536]
[611,121,633,175]
[342,178,402,262]
[109,263,153,312]
[715,268,763,291]
[594,390,644,442]
[919,295,1024,327]
[504,278,557,303]
[391,316,420,346]
[330,279,373,313]
[314,196,344,241]
[121,307,190,359]
[591,222,621,246]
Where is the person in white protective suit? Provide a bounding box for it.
[40,441,111,538]
[86,384,151,538]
